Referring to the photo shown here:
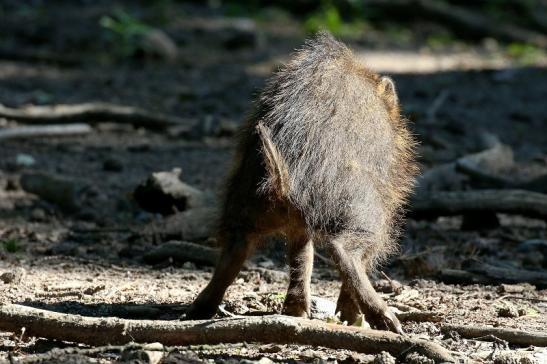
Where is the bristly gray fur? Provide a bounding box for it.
[255,32,417,264]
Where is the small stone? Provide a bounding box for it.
[15,153,36,167]
[373,351,396,364]
[121,349,164,364]
[142,342,164,351]
[0,268,25,284]
[496,304,519,318]
[310,296,336,320]
[30,208,47,222]
[133,168,212,215]
[182,261,196,270]
[0,272,16,284]
[493,351,537,364]
[257,358,274,364]
[259,344,283,353]
[405,352,435,364]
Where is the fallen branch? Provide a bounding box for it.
[410,189,547,221]
[0,103,187,131]
[0,123,92,140]
[0,304,453,362]
[441,324,547,347]
[440,260,547,289]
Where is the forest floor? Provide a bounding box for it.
[0,1,546,363]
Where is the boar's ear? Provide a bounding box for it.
[377,76,398,108]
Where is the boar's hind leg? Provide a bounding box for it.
[336,282,360,324]
[183,231,253,320]
[282,236,313,318]
[329,234,403,334]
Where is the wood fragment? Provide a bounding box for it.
[442,324,547,347]
[416,143,513,194]
[0,103,187,131]
[0,123,92,140]
[0,304,453,363]
[142,240,219,266]
[455,159,512,188]
[411,189,547,221]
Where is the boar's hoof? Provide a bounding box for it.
[282,304,310,318]
[367,308,404,335]
[181,303,218,320]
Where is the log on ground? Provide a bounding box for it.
[0,304,453,363]
[410,189,547,221]
[0,103,187,131]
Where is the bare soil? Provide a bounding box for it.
[0,1,546,363]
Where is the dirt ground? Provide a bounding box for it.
[1,1,546,363]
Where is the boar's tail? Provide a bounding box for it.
[256,122,290,199]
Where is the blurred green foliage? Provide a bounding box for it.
[506,43,545,64]
[1,239,22,253]
[426,32,456,49]
[217,0,546,49]
[304,2,343,34]
[99,9,153,58]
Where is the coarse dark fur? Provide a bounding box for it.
[184,32,418,333]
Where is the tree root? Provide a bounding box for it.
[0,304,454,363]
[442,324,547,347]
[0,103,186,131]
